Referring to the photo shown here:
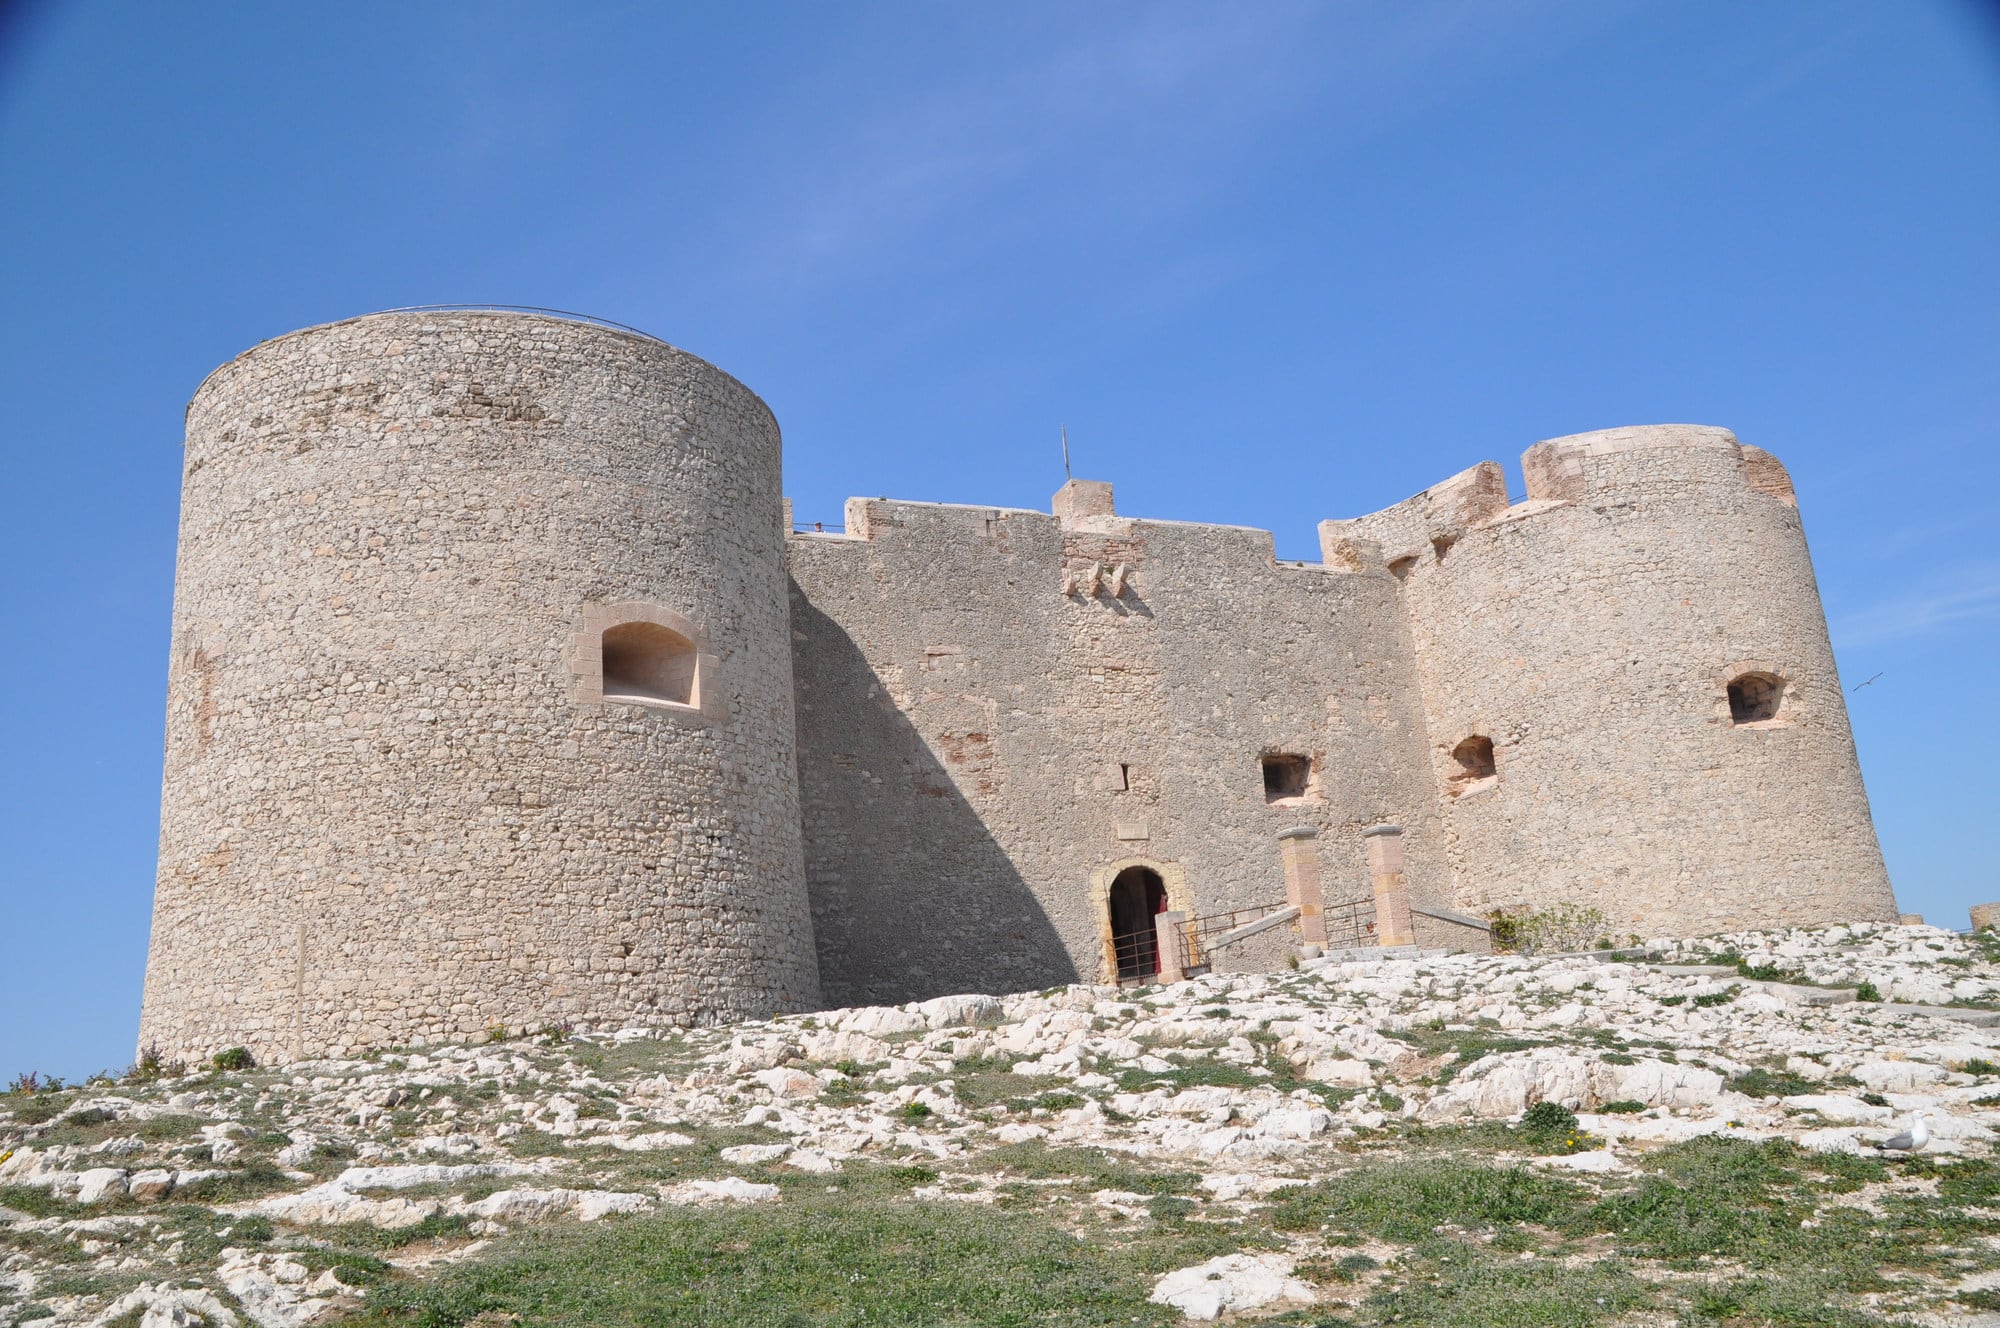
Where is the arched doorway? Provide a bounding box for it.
[1108,866,1168,980]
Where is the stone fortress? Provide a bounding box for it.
[139,309,1899,1064]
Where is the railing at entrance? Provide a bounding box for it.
[1323,897,1379,950]
[1171,899,1303,974]
[1113,926,1163,981]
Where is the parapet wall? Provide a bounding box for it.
[140,312,820,1063]
[1325,425,1894,934]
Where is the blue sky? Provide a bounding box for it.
[1,2,1995,1079]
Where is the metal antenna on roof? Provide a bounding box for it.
[1061,424,1072,481]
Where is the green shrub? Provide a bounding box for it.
[897,1101,934,1121]
[1728,1067,1816,1099]
[1692,990,1735,1008]
[1487,904,1611,957]
[1599,1100,1647,1115]
[1854,981,1883,1002]
[1522,1102,1579,1135]
[210,1046,254,1072]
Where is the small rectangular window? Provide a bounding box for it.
[1262,753,1310,802]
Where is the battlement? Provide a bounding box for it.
[791,425,1799,587]
[1322,424,1802,570]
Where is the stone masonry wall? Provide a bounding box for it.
[1323,425,1896,935]
[140,312,820,1064]
[786,486,1452,1008]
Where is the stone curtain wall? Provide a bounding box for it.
[140,312,819,1064]
[786,491,1450,1008]
[1325,425,1895,935]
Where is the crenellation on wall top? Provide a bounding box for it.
[1053,478,1115,524]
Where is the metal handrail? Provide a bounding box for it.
[1323,897,1379,949]
[371,304,667,343]
[1114,928,1163,981]
[1178,900,1296,971]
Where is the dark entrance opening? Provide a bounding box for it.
[1108,866,1168,980]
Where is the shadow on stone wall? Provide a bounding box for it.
[789,588,1079,1008]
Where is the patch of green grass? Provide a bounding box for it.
[1028,1091,1084,1113]
[1111,1055,1266,1094]
[171,1159,293,1203]
[1691,989,1737,1008]
[944,1056,1048,1109]
[298,1247,395,1288]
[558,1032,706,1081]
[0,1184,100,1220]
[1298,1251,1380,1285]
[1382,1026,1549,1078]
[325,1212,479,1253]
[1598,1100,1647,1115]
[1582,1134,1992,1310]
[1364,1239,1649,1328]
[1729,1066,1820,1098]
[338,1189,1183,1327]
[1270,1158,1590,1241]
[970,1142,1199,1198]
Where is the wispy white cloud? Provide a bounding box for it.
[1832,563,2000,649]
[717,2,1595,293]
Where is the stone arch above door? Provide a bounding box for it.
[1087,857,1191,983]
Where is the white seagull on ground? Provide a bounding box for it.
[1875,1112,1932,1153]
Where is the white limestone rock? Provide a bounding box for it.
[1150,1253,1315,1321]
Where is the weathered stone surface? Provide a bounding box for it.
[141,311,821,1065]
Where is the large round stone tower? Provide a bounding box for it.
[140,310,821,1062]
[1327,425,1896,935]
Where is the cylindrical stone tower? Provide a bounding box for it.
[140,310,821,1063]
[1327,425,1895,935]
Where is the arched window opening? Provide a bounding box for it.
[1108,866,1168,981]
[1261,752,1311,803]
[601,621,698,708]
[1450,735,1496,789]
[1727,672,1784,725]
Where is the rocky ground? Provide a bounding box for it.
[10,923,2000,1327]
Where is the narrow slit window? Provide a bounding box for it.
[1262,753,1310,803]
[601,621,698,708]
